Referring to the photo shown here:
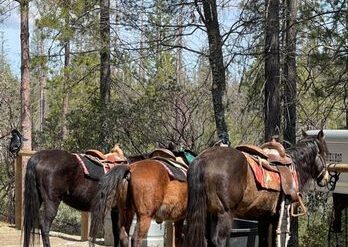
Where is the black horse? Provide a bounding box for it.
[184,130,329,247]
[22,145,127,247]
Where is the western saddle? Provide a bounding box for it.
[148,148,189,169]
[85,144,128,164]
[236,139,303,209]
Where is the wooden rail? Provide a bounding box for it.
[14,150,90,241]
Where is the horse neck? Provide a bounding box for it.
[287,139,319,190]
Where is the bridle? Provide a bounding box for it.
[313,140,328,186]
[316,155,327,182]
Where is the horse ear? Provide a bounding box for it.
[317,129,325,140]
[302,130,308,137]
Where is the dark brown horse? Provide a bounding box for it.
[90,149,194,247]
[22,145,127,247]
[184,130,329,247]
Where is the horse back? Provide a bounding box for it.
[32,150,80,181]
[197,146,248,212]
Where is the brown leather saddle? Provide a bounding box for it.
[236,139,299,202]
[149,148,189,169]
[85,146,128,171]
[148,148,189,181]
[86,150,127,163]
[236,138,292,165]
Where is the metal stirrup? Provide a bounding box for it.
[291,193,307,217]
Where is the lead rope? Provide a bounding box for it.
[277,194,286,247]
[277,196,293,247]
[285,203,291,246]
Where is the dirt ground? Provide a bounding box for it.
[0,222,110,247]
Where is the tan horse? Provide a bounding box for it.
[90,150,190,247]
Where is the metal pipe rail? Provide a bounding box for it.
[328,163,348,173]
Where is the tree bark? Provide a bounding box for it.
[62,2,70,141]
[38,29,47,132]
[345,5,348,129]
[264,0,281,142]
[199,0,229,142]
[139,0,145,83]
[283,0,297,147]
[20,0,32,151]
[176,1,184,85]
[100,0,111,105]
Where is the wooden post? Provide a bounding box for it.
[15,150,37,230]
[15,156,22,229]
[164,221,175,247]
[81,212,90,241]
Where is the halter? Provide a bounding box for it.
[313,139,328,185]
[316,155,327,182]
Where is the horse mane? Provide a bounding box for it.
[286,137,319,188]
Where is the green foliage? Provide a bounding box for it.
[51,203,81,235]
[299,217,328,247]
[299,191,348,247]
[0,40,20,223]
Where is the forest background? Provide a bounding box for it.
[0,0,347,246]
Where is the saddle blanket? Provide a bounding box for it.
[245,155,299,194]
[153,157,187,182]
[245,155,281,191]
[74,154,116,180]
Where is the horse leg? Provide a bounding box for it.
[258,217,278,247]
[40,200,60,247]
[206,213,217,247]
[211,211,232,247]
[131,216,151,247]
[174,219,185,247]
[111,207,120,246]
[119,209,135,247]
[258,219,273,247]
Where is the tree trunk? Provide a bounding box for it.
[100,0,111,105]
[176,1,184,85]
[264,0,281,142]
[283,0,297,147]
[345,5,348,129]
[199,0,229,142]
[139,0,145,83]
[38,29,47,132]
[20,0,32,151]
[62,3,70,141]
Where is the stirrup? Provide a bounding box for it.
[291,193,307,217]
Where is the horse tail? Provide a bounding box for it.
[89,164,130,244]
[184,157,207,247]
[23,156,41,247]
